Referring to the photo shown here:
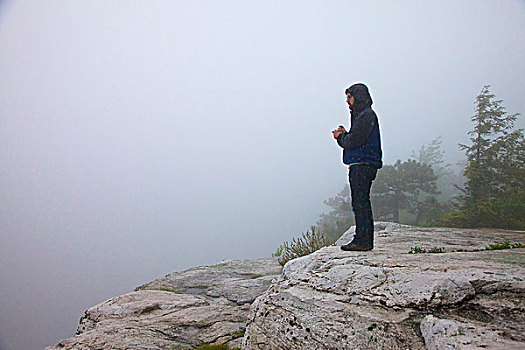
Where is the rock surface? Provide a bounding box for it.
[243,224,525,349]
[46,224,525,349]
[45,258,282,350]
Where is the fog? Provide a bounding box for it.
[1,1,524,349]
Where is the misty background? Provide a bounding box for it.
[1,1,524,349]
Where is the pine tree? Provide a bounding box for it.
[411,137,461,223]
[371,159,438,223]
[411,136,447,171]
[316,185,354,244]
[459,85,518,205]
[443,85,524,229]
[459,85,520,203]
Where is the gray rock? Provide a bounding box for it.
[335,221,410,246]
[46,258,281,350]
[46,225,525,349]
[420,314,525,350]
[243,225,525,349]
[136,257,281,305]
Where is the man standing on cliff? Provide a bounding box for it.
[332,83,382,251]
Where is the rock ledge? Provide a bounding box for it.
[46,224,524,349]
[46,258,282,350]
[243,224,525,350]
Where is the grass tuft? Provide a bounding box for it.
[272,244,284,257]
[278,226,329,266]
[233,330,245,338]
[486,239,511,250]
[409,246,445,254]
[486,239,525,250]
[427,247,445,253]
[409,246,426,254]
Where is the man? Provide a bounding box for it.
[332,83,382,251]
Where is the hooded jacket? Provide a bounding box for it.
[336,83,383,169]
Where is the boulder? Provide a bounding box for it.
[46,258,282,350]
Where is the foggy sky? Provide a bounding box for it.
[1,1,524,349]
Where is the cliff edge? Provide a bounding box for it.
[47,224,524,349]
[46,258,282,349]
[243,224,525,349]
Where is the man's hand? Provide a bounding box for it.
[332,126,346,139]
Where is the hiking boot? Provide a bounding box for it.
[340,242,373,251]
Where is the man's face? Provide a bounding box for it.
[346,93,354,110]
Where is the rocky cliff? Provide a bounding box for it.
[46,258,282,350]
[243,223,525,349]
[47,223,524,349]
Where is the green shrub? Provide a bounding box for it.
[440,192,525,230]
[278,226,329,266]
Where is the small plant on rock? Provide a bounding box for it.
[409,246,427,254]
[409,246,445,254]
[428,247,445,253]
[278,226,329,266]
[486,239,525,250]
[272,244,284,257]
[486,239,511,250]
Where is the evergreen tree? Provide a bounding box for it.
[316,185,354,244]
[460,85,520,202]
[318,158,440,238]
[411,136,448,171]
[443,85,524,229]
[411,137,461,222]
[371,159,439,223]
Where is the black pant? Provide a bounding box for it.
[349,164,377,247]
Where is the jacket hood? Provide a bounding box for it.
[346,83,373,117]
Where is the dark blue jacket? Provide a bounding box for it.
[337,83,382,169]
[337,107,383,168]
